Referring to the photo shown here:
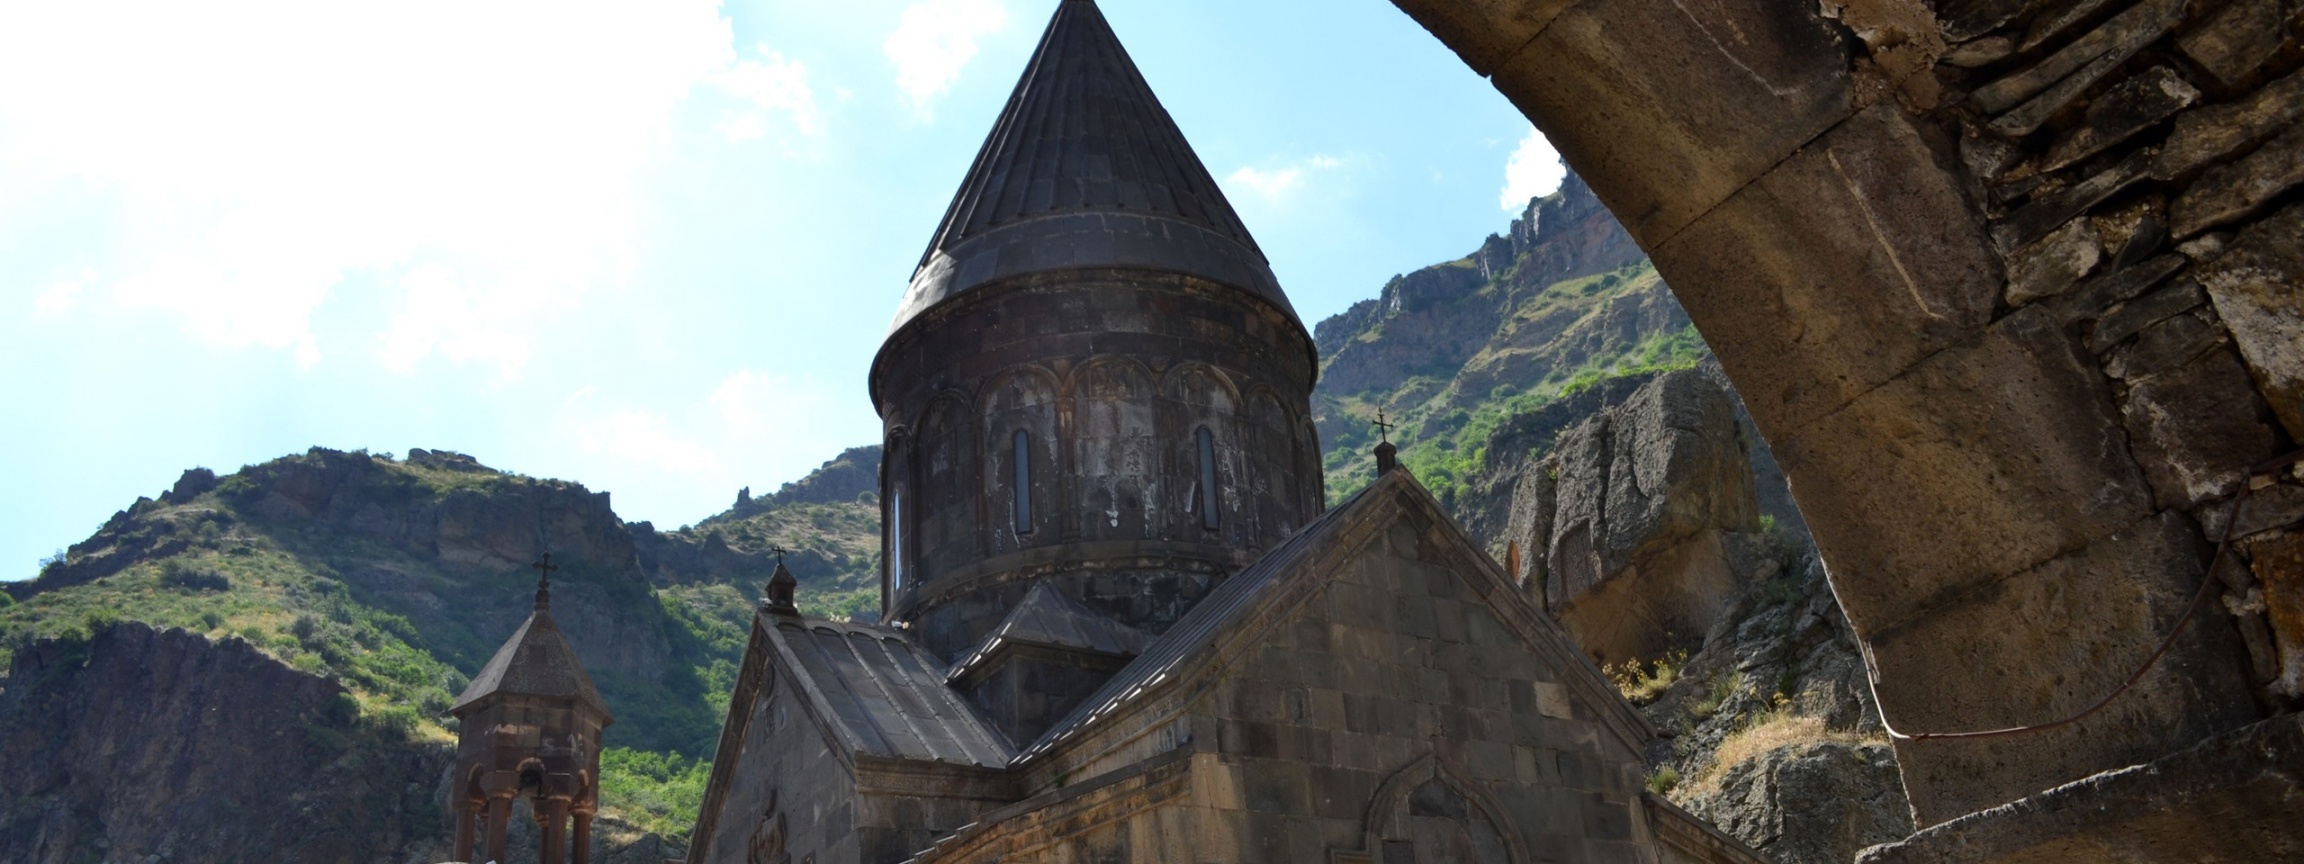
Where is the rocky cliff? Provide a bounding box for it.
[1307,176,1912,864]
[0,621,451,864]
[0,442,897,857]
[1312,174,1699,504]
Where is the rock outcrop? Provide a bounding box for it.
[1686,740,1912,864]
[19,448,640,598]
[1643,551,1911,864]
[0,622,452,864]
[1497,369,1763,665]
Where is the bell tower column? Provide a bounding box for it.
[447,553,617,864]
[483,791,512,864]
[541,796,570,863]
[572,806,595,864]
[452,798,479,862]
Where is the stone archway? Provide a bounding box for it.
[1388,0,2299,829]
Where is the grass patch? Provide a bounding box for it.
[1690,672,1741,720]
[1679,709,1886,798]
[1605,648,1688,705]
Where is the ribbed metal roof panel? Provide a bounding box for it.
[768,619,1013,769]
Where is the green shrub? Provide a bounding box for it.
[1606,648,1688,705]
[160,560,231,592]
[598,747,711,842]
[1691,672,1742,720]
[371,703,423,741]
[81,607,123,632]
[1646,765,1681,795]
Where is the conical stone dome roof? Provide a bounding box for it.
[887,0,1297,338]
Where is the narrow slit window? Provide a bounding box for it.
[1012,429,1034,534]
[888,487,904,594]
[1196,426,1220,530]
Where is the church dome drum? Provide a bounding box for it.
[868,0,1323,662]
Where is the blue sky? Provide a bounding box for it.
[0,0,1562,578]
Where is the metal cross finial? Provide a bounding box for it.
[768,544,791,565]
[1373,410,1395,445]
[532,552,559,590]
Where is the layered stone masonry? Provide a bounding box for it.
[1928,0,2303,708]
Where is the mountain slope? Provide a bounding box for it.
[1311,174,1703,505]
[634,445,883,623]
[0,446,891,857]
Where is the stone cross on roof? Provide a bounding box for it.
[1373,411,1400,474]
[531,552,559,610]
[765,544,799,616]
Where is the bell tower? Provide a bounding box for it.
[869,0,1323,663]
[449,554,612,864]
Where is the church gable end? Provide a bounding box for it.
[1188,477,1661,863]
[694,613,1021,864]
[694,618,864,864]
[918,472,1732,864]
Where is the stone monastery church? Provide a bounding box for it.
[682,2,1766,862]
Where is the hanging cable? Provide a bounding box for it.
[1877,447,2303,742]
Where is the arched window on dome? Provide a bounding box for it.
[1196,425,1220,531]
[1012,429,1034,534]
[888,486,905,596]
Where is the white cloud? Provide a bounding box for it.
[0,0,742,377]
[1223,154,1349,204]
[32,269,95,318]
[1227,166,1305,200]
[1501,126,1566,210]
[884,0,1010,119]
[377,264,560,379]
[714,47,822,143]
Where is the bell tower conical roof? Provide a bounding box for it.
[450,602,612,721]
[886,0,1299,339]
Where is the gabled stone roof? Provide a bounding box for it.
[762,617,1014,769]
[888,0,1297,338]
[451,609,612,721]
[947,583,1149,683]
[1017,467,1657,762]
